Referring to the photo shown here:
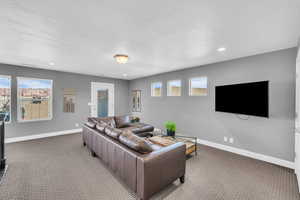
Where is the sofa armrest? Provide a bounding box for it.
[136,142,186,200]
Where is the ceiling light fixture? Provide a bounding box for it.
[217,47,226,52]
[114,54,129,64]
[49,62,55,66]
[123,73,128,77]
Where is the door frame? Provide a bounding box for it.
[295,42,299,192]
[91,82,114,117]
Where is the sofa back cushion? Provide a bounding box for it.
[85,121,96,129]
[104,117,116,128]
[105,126,123,139]
[119,131,153,154]
[89,117,116,128]
[115,115,131,128]
[96,122,108,132]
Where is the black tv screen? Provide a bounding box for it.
[215,81,269,117]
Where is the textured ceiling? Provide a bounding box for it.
[0,0,300,80]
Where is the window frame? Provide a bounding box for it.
[189,76,208,96]
[0,75,12,123]
[17,77,53,123]
[151,82,163,97]
[167,79,182,96]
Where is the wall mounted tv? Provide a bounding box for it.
[215,81,269,117]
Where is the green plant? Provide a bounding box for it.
[134,116,140,122]
[165,121,176,132]
[131,116,140,123]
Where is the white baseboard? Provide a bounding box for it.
[5,128,82,144]
[197,139,295,169]
[4,129,294,169]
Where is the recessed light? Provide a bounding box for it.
[217,47,226,52]
[49,62,55,66]
[123,74,128,77]
[114,54,129,64]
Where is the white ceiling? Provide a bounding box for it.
[0,0,300,80]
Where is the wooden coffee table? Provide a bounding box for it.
[148,135,197,156]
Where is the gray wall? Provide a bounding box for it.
[0,63,130,138]
[129,48,297,162]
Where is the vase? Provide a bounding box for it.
[167,130,175,137]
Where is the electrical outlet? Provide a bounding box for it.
[229,137,234,143]
[75,123,79,127]
[224,136,228,142]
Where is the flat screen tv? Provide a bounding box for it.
[215,81,269,117]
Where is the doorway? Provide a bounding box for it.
[91,82,114,117]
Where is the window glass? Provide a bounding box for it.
[18,77,53,122]
[151,82,162,97]
[0,76,11,122]
[189,77,208,96]
[167,80,181,96]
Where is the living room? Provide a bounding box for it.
[0,0,300,200]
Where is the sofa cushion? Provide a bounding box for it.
[119,131,153,154]
[103,117,116,128]
[87,117,96,123]
[115,115,131,128]
[85,121,96,129]
[129,123,154,134]
[95,122,108,132]
[148,143,162,151]
[105,126,123,139]
[119,126,140,133]
[89,117,116,128]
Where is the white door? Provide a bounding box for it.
[91,82,114,117]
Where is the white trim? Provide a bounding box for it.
[0,75,11,80]
[17,77,53,122]
[0,75,12,123]
[197,138,294,169]
[5,128,82,143]
[91,82,115,117]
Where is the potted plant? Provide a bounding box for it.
[131,116,140,123]
[165,121,176,137]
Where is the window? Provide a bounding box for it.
[151,82,162,97]
[167,80,181,96]
[17,77,53,122]
[189,77,208,96]
[0,75,11,122]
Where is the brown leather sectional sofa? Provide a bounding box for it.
[88,115,155,135]
[82,116,186,200]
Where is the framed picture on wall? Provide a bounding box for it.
[132,90,141,112]
[63,88,76,113]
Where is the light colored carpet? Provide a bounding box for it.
[0,133,299,200]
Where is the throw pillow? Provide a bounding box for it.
[85,121,96,129]
[119,131,153,154]
[115,115,131,128]
[95,122,108,132]
[104,126,123,139]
